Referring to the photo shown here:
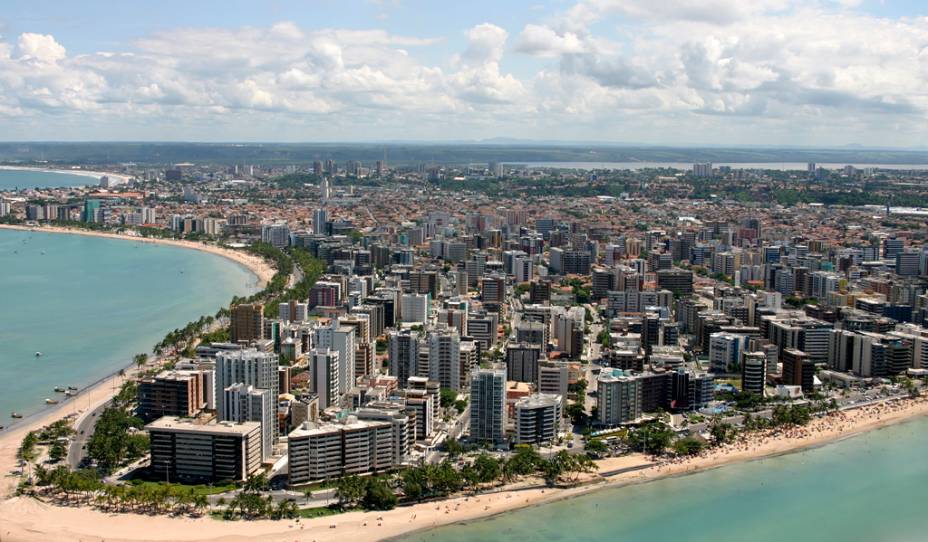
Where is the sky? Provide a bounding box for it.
[1,0,927,146]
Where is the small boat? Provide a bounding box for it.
[45,398,59,405]
[54,386,66,393]
[35,352,43,357]
[67,386,78,391]
[10,412,22,419]
[64,390,77,397]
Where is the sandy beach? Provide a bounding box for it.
[0,223,275,493]
[1,392,926,542]
[0,224,276,287]
[0,164,132,185]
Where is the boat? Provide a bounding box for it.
[45,398,59,405]
[35,352,43,357]
[10,412,22,419]
[54,386,66,393]
[67,386,78,391]
[64,390,77,397]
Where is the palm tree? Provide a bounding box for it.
[193,494,209,516]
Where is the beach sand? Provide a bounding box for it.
[0,224,276,286]
[0,165,132,185]
[0,223,275,493]
[1,392,926,542]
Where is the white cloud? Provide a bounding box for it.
[459,23,509,65]
[514,24,587,57]
[1,5,927,145]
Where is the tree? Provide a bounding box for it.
[504,446,542,481]
[439,388,458,409]
[17,431,39,463]
[672,437,706,456]
[566,403,587,425]
[709,421,735,446]
[335,475,366,508]
[243,472,270,493]
[133,353,148,368]
[628,421,673,455]
[568,379,588,398]
[473,453,502,484]
[445,437,465,457]
[362,478,397,510]
[87,407,146,473]
[584,438,608,457]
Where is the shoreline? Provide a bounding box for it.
[0,223,275,287]
[0,224,275,486]
[0,164,131,185]
[1,392,926,542]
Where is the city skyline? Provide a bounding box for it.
[2,0,927,146]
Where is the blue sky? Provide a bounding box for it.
[0,1,926,145]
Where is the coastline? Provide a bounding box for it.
[1,392,926,542]
[0,224,275,287]
[0,224,275,496]
[0,164,131,185]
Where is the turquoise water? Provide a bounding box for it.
[402,416,928,542]
[0,229,258,420]
[0,169,94,190]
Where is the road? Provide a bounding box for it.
[68,398,110,469]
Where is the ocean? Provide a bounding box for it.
[401,415,928,542]
[0,229,259,420]
[0,169,96,191]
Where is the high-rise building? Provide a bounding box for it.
[147,417,262,483]
[656,269,694,296]
[215,349,278,418]
[313,208,328,235]
[781,348,814,392]
[741,351,767,395]
[506,344,541,383]
[261,222,290,248]
[428,328,462,390]
[597,370,642,426]
[137,370,207,422]
[230,303,264,343]
[388,330,420,387]
[692,163,713,177]
[709,332,749,373]
[315,321,357,395]
[223,383,274,459]
[537,362,569,406]
[469,369,506,445]
[310,349,340,409]
[287,417,396,484]
[400,293,430,323]
[83,199,101,223]
[514,394,562,445]
[278,300,308,322]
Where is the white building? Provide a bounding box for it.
[514,393,562,445]
[287,417,395,484]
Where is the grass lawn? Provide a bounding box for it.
[298,505,346,518]
[128,480,238,496]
